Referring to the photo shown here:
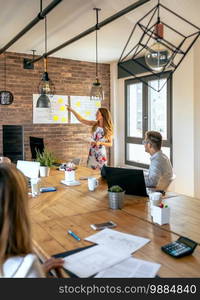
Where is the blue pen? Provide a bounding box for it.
[67,230,81,241]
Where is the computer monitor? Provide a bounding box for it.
[17,160,40,179]
[101,166,148,196]
[29,136,44,159]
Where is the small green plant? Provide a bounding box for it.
[109,185,124,192]
[36,148,55,167]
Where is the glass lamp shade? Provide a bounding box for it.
[90,79,104,101]
[145,42,172,72]
[36,93,51,108]
[39,71,54,95]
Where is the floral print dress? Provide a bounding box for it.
[87,127,107,170]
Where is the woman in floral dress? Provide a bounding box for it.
[66,106,113,170]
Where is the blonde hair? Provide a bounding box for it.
[92,107,113,140]
[0,164,32,269]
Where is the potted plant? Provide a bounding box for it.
[108,185,125,210]
[36,148,55,177]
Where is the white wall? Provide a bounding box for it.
[194,40,200,198]
[111,41,200,197]
[173,50,194,196]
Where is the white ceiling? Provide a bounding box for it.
[0,0,200,63]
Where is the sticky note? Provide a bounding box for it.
[60,106,65,111]
[53,115,59,121]
[96,101,101,107]
[58,98,64,103]
[75,101,81,107]
[61,117,67,122]
[85,111,91,116]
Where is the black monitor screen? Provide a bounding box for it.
[30,136,44,159]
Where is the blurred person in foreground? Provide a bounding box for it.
[0,163,64,278]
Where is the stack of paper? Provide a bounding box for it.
[62,228,161,278]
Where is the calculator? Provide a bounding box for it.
[161,236,198,258]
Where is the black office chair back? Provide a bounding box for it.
[29,136,44,159]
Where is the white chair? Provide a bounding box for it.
[70,158,81,166]
[165,174,176,191]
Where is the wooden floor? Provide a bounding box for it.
[30,167,200,278]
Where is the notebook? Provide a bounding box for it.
[101,166,148,196]
[16,160,40,179]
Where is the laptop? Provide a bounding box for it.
[16,160,40,179]
[101,166,148,196]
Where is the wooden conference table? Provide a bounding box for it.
[30,167,200,278]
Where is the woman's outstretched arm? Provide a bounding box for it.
[66,105,96,126]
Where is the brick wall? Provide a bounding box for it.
[0,52,110,165]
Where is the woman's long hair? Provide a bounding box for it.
[92,107,113,140]
[0,164,32,269]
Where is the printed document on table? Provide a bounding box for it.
[94,257,161,278]
[84,228,150,254]
[63,244,131,278]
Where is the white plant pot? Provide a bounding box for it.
[40,166,50,177]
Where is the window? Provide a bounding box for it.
[125,72,172,168]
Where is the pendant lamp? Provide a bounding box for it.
[90,8,104,101]
[36,16,55,108]
[118,0,200,92]
[145,21,172,72]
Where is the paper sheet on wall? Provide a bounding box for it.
[70,96,101,124]
[33,94,69,124]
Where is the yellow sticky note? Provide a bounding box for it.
[85,111,91,116]
[53,115,59,121]
[58,98,63,104]
[95,101,101,107]
[75,101,81,107]
[61,117,67,122]
[60,106,65,111]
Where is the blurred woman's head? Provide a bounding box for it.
[94,107,113,139]
[0,164,32,266]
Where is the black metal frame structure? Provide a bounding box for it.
[26,0,151,66]
[118,0,200,92]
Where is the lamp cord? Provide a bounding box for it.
[44,16,48,72]
[95,26,98,78]
[94,8,101,80]
[4,53,6,90]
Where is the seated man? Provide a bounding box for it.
[143,131,173,192]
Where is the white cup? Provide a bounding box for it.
[65,170,75,182]
[149,192,162,206]
[88,177,98,191]
[31,178,40,197]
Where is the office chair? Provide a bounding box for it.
[29,136,44,160]
[165,174,176,191]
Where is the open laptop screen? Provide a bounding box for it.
[16,160,40,179]
[101,166,148,196]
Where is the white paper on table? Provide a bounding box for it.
[84,228,150,254]
[63,244,131,278]
[94,257,161,278]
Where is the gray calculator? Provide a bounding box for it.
[161,236,198,258]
